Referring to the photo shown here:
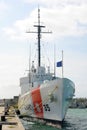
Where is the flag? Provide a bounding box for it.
[56,61,62,67]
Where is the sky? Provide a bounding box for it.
[0,0,87,99]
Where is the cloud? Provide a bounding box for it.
[3,1,87,42]
[0,1,9,17]
[0,53,27,87]
[0,85,20,99]
[65,53,87,98]
[3,13,37,41]
[0,1,8,11]
[23,0,87,7]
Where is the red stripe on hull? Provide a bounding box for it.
[31,87,43,118]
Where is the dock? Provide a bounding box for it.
[0,106,25,130]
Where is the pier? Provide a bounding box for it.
[0,106,25,130]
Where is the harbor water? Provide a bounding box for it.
[21,108,87,130]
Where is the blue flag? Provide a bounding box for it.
[56,61,62,67]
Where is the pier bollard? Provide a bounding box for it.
[1,116,5,121]
[0,125,2,130]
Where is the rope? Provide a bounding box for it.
[18,93,31,109]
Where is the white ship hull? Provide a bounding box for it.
[18,8,75,123]
[18,78,75,121]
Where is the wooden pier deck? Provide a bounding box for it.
[0,107,4,116]
[0,106,25,130]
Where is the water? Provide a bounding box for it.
[62,109,87,130]
[21,109,87,130]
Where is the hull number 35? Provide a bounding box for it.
[43,104,50,111]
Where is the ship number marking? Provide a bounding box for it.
[25,104,51,112]
[43,104,50,111]
[25,104,33,111]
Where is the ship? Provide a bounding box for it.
[18,8,75,123]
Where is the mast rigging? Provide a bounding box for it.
[27,8,52,67]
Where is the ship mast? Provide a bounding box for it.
[34,8,45,67]
[27,8,52,67]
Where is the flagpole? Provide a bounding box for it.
[54,43,56,77]
[62,50,64,78]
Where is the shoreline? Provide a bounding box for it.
[0,97,87,109]
[69,98,87,108]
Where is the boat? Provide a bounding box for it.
[18,8,75,123]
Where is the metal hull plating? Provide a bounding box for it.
[18,78,75,121]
